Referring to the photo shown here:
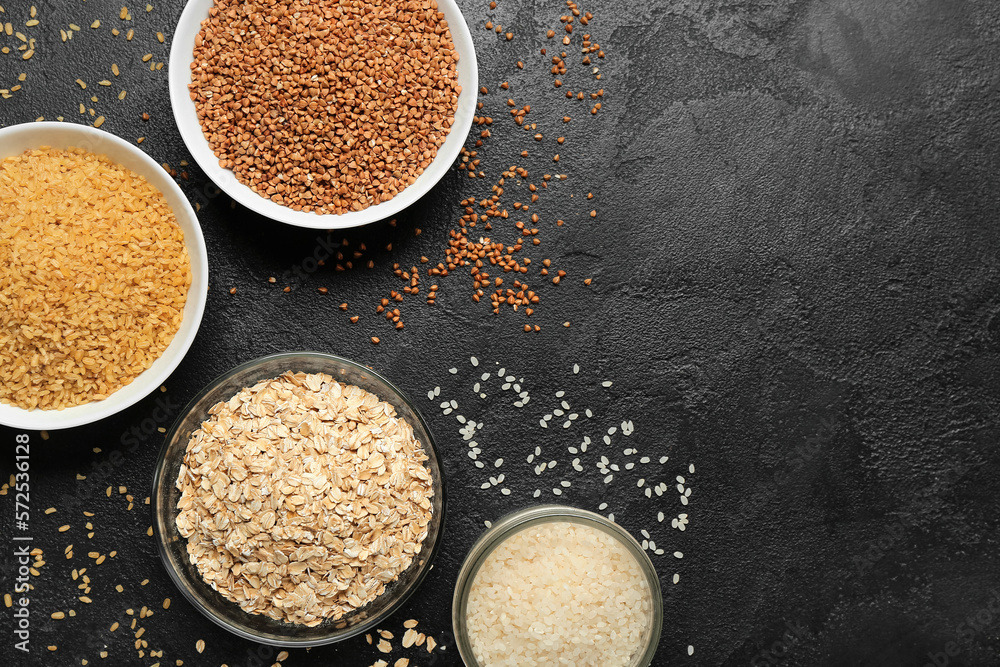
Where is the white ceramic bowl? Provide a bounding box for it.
[0,122,209,431]
[168,0,478,229]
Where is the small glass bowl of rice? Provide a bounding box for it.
[452,505,663,667]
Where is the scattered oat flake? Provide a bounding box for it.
[377,639,392,653]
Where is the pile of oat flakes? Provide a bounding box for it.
[175,371,435,626]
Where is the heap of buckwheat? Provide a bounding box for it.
[189,0,462,214]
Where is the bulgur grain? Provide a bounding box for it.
[0,148,191,410]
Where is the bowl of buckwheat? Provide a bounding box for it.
[151,352,446,646]
[169,0,478,228]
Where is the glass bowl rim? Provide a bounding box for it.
[451,504,664,667]
[151,351,447,647]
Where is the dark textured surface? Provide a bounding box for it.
[2,0,1000,666]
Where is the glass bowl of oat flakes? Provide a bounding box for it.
[151,352,445,646]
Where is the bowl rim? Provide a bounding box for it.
[451,504,664,667]
[0,121,209,430]
[151,351,447,647]
[168,0,479,229]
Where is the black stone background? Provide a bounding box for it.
[2,0,1000,666]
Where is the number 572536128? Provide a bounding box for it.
[14,433,29,532]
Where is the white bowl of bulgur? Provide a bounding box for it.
[0,122,208,430]
[168,0,478,228]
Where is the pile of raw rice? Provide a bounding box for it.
[465,521,652,666]
[0,147,191,410]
